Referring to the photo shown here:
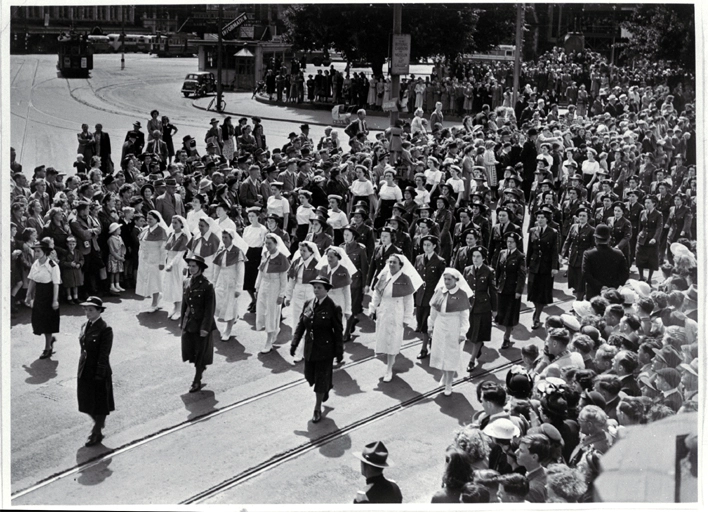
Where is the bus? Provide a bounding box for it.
[106,33,152,53]
[57,32,93,78]
[87,35,111,53]
[463,44,517,63]
[154,33,197,57]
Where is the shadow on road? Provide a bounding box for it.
[180,389,219,420]
[214,337,252,364]
[343,338,375,361]
[75,446,114,486]
[256,346,293,374]
[22,358,59,385]
[333,369,364,397]
[135,309,182,336]
[433,392,477,425]
[293,410,352,458]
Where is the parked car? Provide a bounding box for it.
[181,72,216,98]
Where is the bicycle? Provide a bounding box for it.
[207,96,227,113]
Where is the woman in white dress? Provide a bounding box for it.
[213,228,248,341]
[136,210,168,312]
[428,268,472,396]
[163,215,191,320]
[256,233,291,354]
[187,216,221,283]
[242,207,269,313]
[326,194,348,246]
[284,241,321,362]
[316,246,355,328]
[368,254,422,382]
[186,194,209,235]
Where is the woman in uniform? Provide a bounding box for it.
[307,214,333,255]
[188,216,221,283]
[635,195,663,284]
[368,254,422,382]
[494,232,526,349]
[608,202,632,267]
[463,246,497,372]
[136,210,168,313]
[290,276,344,423]
[526,209,559,330]
[77,296,114,446]
[213,228,248,341]
[26,237,61,359]
[242,206,268,313]
[451,228,482,274]
[317,246,356,329]
[180,254,217,393]
[163,215,191,320]
[256,233,291,354]
[285,241,321,362]
[664,193,692,263]
[341,225,369,341]
[266,214,291,250]
[428,268,472,395]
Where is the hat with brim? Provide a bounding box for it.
[581,390,607,410]
[482,418,520,440]
[80,296,106,311]
[352,441,393,468]
[185,253,209,270]
[309,276,333,290]
[572,300,594,319]
[527,423,564,446]
[560,313,581,332]
[626,279,651,299]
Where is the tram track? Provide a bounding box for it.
[17,59,39,163]
[11,296,574,502]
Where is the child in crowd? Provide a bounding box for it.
[107,222,126,294]
[73,154,88,174]
[59,235,84,304]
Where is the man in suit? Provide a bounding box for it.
[365,227,401,292]
[145,130,169,170]
[180,255,217,393]
[155,178,186,225]
[352,441,402,504]
[239,165,263,209]
[612,350,641,397]
[94,124,113,174]
[290,276,344,423]
[344,109,369,140]
[581,224,629,299]
[124,121,145,156]
[562,206,595,299]
[413,235,446,359]
[70,201,103,295]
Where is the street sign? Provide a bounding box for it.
[383,100,398,112]
[391,34,411,75]
[222,12,248,38]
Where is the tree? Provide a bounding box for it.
[619,5,695,72]
[284,4,516,77]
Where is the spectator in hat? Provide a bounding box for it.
[205,118,223,155]
[124,121,145,156]
[155,177,186,225]
[352,441,402,503]
[581,223,629,300]
[607,201,632,265]
[106,222,126,295]
[654,368,682,413]
[252,117,266,150]
[77,296,115,446]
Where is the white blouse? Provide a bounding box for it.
[350,179,374,197]
[296,205,316,225]
[327,209,349,230]
[242,224,268,247]
[378,183,403,201]
[28,259,61,285]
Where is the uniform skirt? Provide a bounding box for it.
[495,293,521,327]
[467,311,493,343]
[374,199,396,230]
[243,246,262,292]
[32,282,60,335]
[181,330,215,367]
[636,244,660,271]
[527,272,554,305]
[304,358,334,394]
[567,265,583,291]
[77,375,115,416]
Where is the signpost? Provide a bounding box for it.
[391,33,411,76]
[222,12,247,39]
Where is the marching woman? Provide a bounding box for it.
[285,241,321,362]
[180,254,217,393]
[374,168,403,230]
[256,233,291,354]
[290,276,344,423]
[526,208,559,330]
[494,232,526,349]
[368,254,423,382]
[341,225,369,341]
[26,238,61,359]
[242,206,268,313]
[463,246,498,372]
[327,195,349,246]
[163,215,191,320]
[266,213,291,249]
[307,214,333,255]
[451,228,482,274]
[186,194,210,235]
[213,228,248,341]
[294,190,317,246]
[608,201,632,267]
[317,246,356,329]
[428,268,472,395]
[635,195,663,284]
[136,210,168,313]
[664,193,692,263]
[188,216,221,284]
[77,296,114,446]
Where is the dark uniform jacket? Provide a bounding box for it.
[342,241,369,290]
[366,243,401,287]
[636,209,663,246]
[527,226,560,274]
[488,222,521,267]
[77,317,115,415]
[180,274,217,334]
[464,264,498,313]
[562,223,595,268]
[625,201,644,238]
[353,474,403,504]
[495,249,526,296]
[414,252,446,307]
[291,296,344,362]
[451,245,477,274]
[608,216,632,262]
[581,245,629,299]
[561,199,583,237]
[351,222,376,259]
[307,231,333,255]
[665,205,692,242]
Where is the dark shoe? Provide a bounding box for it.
[189,381,203,393]
[467,360,476,373]
[85,432,104,447]
[39,349,53,359]
[531,321,542,330]
[501,339,512,349]
[417,349,429,359]
[312,408,322,423]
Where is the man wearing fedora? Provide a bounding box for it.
[581,223,628,300]
[205,118,223,154]
[352,441,402,503]
[124,121,145,156]
[155,177,186,225]
[180,254,217,393]
[78,296,115,447]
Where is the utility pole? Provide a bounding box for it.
[512,3,524,106]
[390,4,402,128]
[217,4,223,112]
[120,5,125,70]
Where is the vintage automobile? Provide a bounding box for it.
[181,72,216,98]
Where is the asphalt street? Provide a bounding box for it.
[11,53,579,506]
